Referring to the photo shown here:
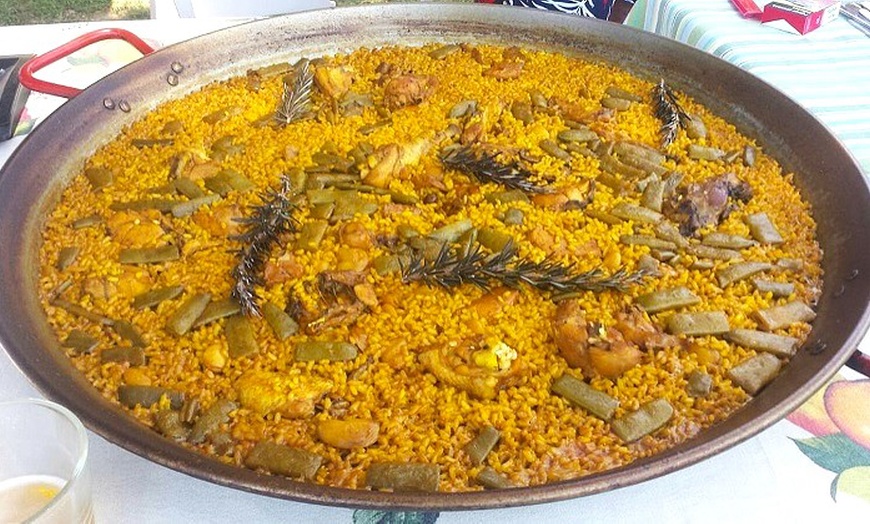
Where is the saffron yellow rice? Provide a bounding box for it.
[37,43,822,491]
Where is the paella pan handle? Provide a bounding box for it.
[846,350,870,377]
[18,28,155,99]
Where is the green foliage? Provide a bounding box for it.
[0,0,148,26]
[0,0,470,25]
[793,433,870,502]
[352,510,440,524]
[791,433,870,474]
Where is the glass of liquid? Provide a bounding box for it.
[0,398,94,523]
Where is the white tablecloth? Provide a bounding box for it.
[1,6,869,523]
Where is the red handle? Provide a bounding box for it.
[18,28,155,99]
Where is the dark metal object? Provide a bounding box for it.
[0,55,33,140]
[842,2,870,38]
[846,350,870,377]
[1,4,869,511]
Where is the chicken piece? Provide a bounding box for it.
[401,137,431,165]
[571,240,602,259]
[339,222,372,249]
[115,267,154,298]
[263,251,305,286]
[317,419,380,449]
[465,45,486,65]
[586,333,643,379]
[588,107,617,124]
[362,138,431,188]
[383,74,437,110]
[123,368,152,386]
[106,210,166,248]
[201,342,228,372]
[418,336,523,400]
[373,61,397,85]
[234,370,333,418]
[353,283,379,308]
[551,98,616,124]
[470,287,519,318]
[502,46,526,62]
[363,144,401,188]
[484,59,524,80]
[380,203,423,216]
[348,325,370,353]
[529,226,569,258]
[192,202,243,237]
[553,299,644,379]
[316,271,362,306]
[380,338,410,369]
[83,277,117,301]
[319,270,367,290]
[532,193,570,210]
[563,180,596,209]
[614,307,680,351]
[307,302,366,334]
[186,161,222,181]
[307,270,369,333]
[460,122,484,145]
[530,180,595,211]
[413,163,447,192]
[314,64,354,99]
[663,172,753,237]
[553,300,591,369]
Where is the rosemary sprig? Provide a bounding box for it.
[401,240,646,295]
[274,59,314,126]
[230,176,298,316]
[440,145,552,194]
[653,79,690,148]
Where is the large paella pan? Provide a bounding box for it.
[1,4,869,510]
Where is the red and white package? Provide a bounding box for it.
[761,0,841,34]
[730,0,764,18]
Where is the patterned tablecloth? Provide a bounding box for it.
[1,5,870,522]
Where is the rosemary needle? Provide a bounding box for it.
[440,145,552,194]
[653,79,690,148]
[275,59,314,126]
[402,240,646,296]
[230,176,298,316]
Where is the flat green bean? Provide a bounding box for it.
[225,316,260,358]
[464,426,501,466]
[667,311,730,336]
[365,462,440,492]
[166,293,211,336]
[551,374,618,421]
[245,441,323,480]
[295,341,358,362]
[728,353,782,395]
[611,398,674,443]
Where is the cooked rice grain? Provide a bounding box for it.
[38,44,822,492]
